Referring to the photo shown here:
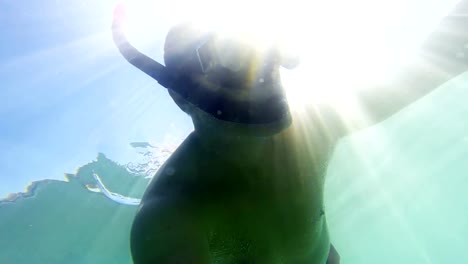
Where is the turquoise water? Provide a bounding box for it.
[325,76,468,263]
[0,155,137,263]
[1,74,467,263]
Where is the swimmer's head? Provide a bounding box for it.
[163,23,294,135]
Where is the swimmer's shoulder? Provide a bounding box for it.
[142,132,225,200]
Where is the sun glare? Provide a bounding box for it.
[123,0,460,109]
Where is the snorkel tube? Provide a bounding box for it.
[112,4,293,132]
[112,4,173,88]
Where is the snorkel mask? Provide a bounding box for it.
[164,25,298,84]
[196,34,269,74]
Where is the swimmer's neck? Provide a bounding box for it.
[192,125,274,164]
[188,106,286,163]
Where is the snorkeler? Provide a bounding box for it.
[112,1,468,263]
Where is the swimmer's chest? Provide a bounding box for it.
[162,131,331,262]
[157,126,332,208]
[200,146,329,263]
[146,126,333,262]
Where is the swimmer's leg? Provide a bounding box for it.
[326,244,340,264]
[130,198,210,264]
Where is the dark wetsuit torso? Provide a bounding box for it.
[134,116,339,263]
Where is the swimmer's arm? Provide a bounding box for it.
[112,4,170,86]
[319,1,468,138]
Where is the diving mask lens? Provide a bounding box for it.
[214,39,246,72]
[196,36,249,73]
[196,37,217,73]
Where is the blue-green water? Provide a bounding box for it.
[0,153,147,263]
[325,75,468,263]
[1,74,467,263]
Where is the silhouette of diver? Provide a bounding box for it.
[112,2,468,263]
